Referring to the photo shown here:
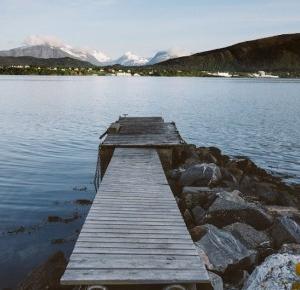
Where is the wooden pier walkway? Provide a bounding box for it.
[61,117,210,289]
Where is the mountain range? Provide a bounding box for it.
[0,33,299,72]
[0,40,187,66]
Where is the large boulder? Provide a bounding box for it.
[266,205,300,223]
[182,186,217,209]
[253,182,280,204]
[180,163,222,187]
[242,253,300,290]
[205,191,273,230]
[224,222,273,261]
[270,216,300,248]
[223,222,271,250]
[195,224,256,273]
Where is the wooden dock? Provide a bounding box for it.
[61,117,210,289]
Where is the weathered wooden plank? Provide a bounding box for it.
[118,117,164,123]
[79,232,190,239]
[87,215,182,221]
[86,214,182,220]
[81,228,188,235]
[69,253,198,261]
[89,208,180,213]
[73,247,197,255]
[82,224,188,231]
[92,200,176,206]
[76,237,193,244]
[76,241,194,250]
[61,269,207,285]
[94,196,173,201]
[85,215,184,222]
[87,210,181,217]
[90,206,179,211]
[85,218,184,224]
[67,256,201,269]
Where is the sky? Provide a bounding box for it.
[0,0,299,58]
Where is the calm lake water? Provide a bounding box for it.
[0,75,299,288]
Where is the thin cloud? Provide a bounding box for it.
[23,35,66,47]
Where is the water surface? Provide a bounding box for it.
[0,76,299,288]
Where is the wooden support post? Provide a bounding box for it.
[99,147,114,178]
[186,284,197,290]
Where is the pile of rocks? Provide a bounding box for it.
[167,145,300,290]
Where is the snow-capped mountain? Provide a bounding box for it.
[0,44,110,66]
[0,45,69,59]
[148,49,188,65]
[0,36,189,66]
[110,52,149,66]
[60,46,110,64]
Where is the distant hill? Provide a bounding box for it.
[153,33,300,72]
[0,56,94,67]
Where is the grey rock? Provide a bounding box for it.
[242,253,300,290]
[195,246,214,269]
[180,163,222,187]
[191,206,206,225]
[224,222,271,250]
[168,168,184,180]
[266,205,300,221]
[206,191,273,230]
[208,271,223,290]
[279,243,300,255]
[182,186,217,209]
[271,216,300,247]
[253,182,279,204]
[220,167,238,186]
[195,224,256,273]
[257,190,279,204]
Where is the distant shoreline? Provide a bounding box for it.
[0,67,300,78]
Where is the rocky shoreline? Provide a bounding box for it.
[167,145,300,290]
[18,145,300,290]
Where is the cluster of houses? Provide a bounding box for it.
[207,70,279,78]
